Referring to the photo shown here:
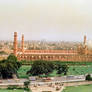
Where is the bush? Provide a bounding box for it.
[24,87,30,91]
[24,81,30,88]
[7,85,30,91]
[86,74,92,81]
[7,85,22,90]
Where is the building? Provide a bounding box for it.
[13,32,92,62]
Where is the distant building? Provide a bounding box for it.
[13,32,92,62]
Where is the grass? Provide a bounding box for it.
[68,65,92,75]
[47,65,92,77]
[17,65,92,78]
[62,84,92,92]
[0,89,29,92]
[17,65,31,78]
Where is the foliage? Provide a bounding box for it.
[7,85,22,90]
[7,85,31,92]
[7,54,17,62]
[27,60,55,76]
[0,54,21,79]
[24,81,30,88]
[0,89,30,92]
[56,64,69,75]
[86,74,92,81]
[27,60,69,76]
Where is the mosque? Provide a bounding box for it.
[13,32,92,62]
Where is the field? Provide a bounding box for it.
[0,89,29,92]
[62,84,92,92]
[17,65,92,78]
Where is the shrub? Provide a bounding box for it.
[86,74,92,81]
[24,81,30,88]
[7,85,22,90]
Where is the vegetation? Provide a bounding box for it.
[0,54,21,79]
[62,84,92,92]
[86,74,92,81]
[27,60,69,76]
[21,60,92,66]
[0,89,29,92]
[7,85,22,90]
[17,64,92,78]
[17,65,30,78]
[24,81,30,91]
[57,64,69,75]
[7,84,31,92]
[27,60,55,76]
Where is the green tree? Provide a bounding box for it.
[0,54,21,79]
[86,74,92,81]
[27,60,55,76]
[7,54,17,62]
[57,64,69,75]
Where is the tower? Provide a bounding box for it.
[21,34,24,53]
[84,35,86,46]
[14,32,17,56]
[83,35,88,55]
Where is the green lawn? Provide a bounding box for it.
[17,65,92,78]
[0,89,28,92]
[17,65,31,78]
[68,65,92,75]
[62,84,92,92]
[48,65,92,77]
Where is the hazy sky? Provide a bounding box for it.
[0,0,92,41]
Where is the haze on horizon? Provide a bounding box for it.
[0,0,92,41]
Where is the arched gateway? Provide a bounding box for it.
[13,32,92,62]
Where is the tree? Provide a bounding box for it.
[27,60,55,76]
[0,54,21,79]
[7,54,17,62]
[86,74,92,81]
[57,64,69,75]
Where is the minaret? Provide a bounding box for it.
[84,35,86,46]
[83,35,88,55]
[14,32,17,56]
[21,34,24,53]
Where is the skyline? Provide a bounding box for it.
[0,0,92,41]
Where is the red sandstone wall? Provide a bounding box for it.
[17,53,92,62]
[24,49,77,54]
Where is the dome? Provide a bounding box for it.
[87,40,92,49]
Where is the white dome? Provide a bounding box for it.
[87,40,92,49]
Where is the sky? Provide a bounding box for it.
[0,0,92,41]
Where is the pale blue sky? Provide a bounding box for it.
[0,0,92,41]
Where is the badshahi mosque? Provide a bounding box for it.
[13,32,92,62]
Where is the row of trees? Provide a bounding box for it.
[0,55,68,79]
[27,60,69,76]
[0,54,21,79]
